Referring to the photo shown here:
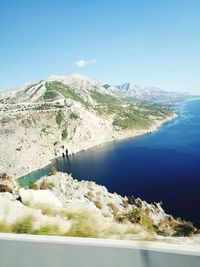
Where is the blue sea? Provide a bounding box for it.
[19,99,200,227]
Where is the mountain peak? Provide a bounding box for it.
[106,82,194,104]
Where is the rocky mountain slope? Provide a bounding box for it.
[105,82,195,104]
[0,74,102,105]
[0,74,174,179]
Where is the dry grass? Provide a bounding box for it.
[64,210,100,238]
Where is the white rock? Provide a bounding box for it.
[19,188,63,211]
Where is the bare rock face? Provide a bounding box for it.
[0,192,71,233]
[19,188,63,211]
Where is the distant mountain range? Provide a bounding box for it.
[0,74,197,105]
[104,82,197,104]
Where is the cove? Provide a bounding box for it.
[18,99,200,227]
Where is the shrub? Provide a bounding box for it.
[0,173,10,180]
[125,208,141,223]
[70,112,79,120]
[66,211,99,238]
[0,221,12,233]
[34,103,51,110]
[43,90,58,100]
[0,184,13,193]
[141,213,154,232]
[28,181,39,190]
[39,179,55,190]
[48,166,57,176]
[108,202,119,218]
[120,208,154,232]
[127,195,136,205]
[53,141,59,146]
[12,216,34,234]
[95,200,103,210]
[61,129,68,140]
[122,199,129,208]
[56,110,64,127]
[33,225,61,235]
[172,221,196,237]
[41,125,50,134]
[86,191,94,201]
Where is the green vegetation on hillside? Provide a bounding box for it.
[90,91,122,114]
[44,90,59,100]
[45,81,88,106]
[44,82,60,100]
[55,110,64,127]
[113,115,151,130]
[141,103,173,117]
[61,128,68,140]
[117,208,154,232]
[34,103,64,110]
[70,112,79,120]
[112,105,153,130]
[90,91,173,130]
[41,125,50,134]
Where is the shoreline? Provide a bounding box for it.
[17,113,176,181]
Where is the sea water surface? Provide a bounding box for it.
[19,99,200,227]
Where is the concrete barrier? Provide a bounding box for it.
[0,233,200,267]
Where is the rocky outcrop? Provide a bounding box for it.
[0,172,198,240]
[33,173,192,236]
[19,188,63,211]
[0,192,71,233]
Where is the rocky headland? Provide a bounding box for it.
[0,74,175,179]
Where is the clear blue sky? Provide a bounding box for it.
[0,0,200,93]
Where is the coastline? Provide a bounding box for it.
[17,113,176,180]
[2,108,200,241]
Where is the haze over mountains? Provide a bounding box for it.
[104,82,195,104]
[0,74,195,105]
